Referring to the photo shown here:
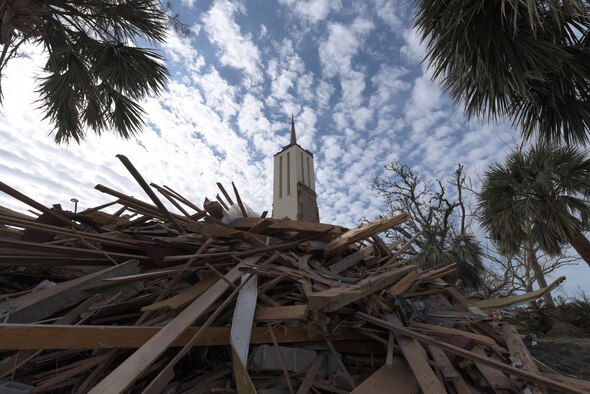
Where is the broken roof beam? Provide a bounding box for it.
[324,213,409,257]
[0,181,84,230]
[116,154,186,234]
[308,264,417,312]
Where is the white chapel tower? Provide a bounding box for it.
[272,116,319,221]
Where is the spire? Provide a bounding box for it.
[290,114,297,145]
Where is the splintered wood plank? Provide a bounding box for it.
[324,213,409,257]
[471,346,513,390]
[230,274,257,364]
[88,256,261,394]
[0,325,365,350]
[384,314,446,394]
[351,358,418,394]
[502,323,542,376]
[308,265,416,312]
[429,345,459,380]
[328,246,373,274]
[0,260,141,323]
[141,275,218,311]
[413,323,496,346]
[389,271,419,296]
[254,305,308,321]
[228,217,346,235]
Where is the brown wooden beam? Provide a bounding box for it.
[0,324,365,350]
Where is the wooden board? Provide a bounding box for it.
[502,323,544,379]
[384,314,447,394]
[351,358,418,394]
[141,275,218,311]
[254,305,308,321]
[88,256,261,394]
[231,274,257,364]
[413,322,496,346]
[230,274,258,394]
[429,345,459,380]
[471,346,513,390]
[0,324,366,350]
[328,246,373,274]
[324,213,409,257]
[308,265,416,312]
[389,271,419,296]
[228,217,346,235]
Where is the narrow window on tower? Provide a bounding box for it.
[279,155,283,198]
[287,152,291,195]
[307,157,311,188]
[301,152,305,185]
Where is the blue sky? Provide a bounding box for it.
[0,0,588,295]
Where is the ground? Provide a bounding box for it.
[527,337,590,380]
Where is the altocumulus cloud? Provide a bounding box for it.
[0,0,587,294]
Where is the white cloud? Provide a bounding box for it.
[0,3,585,295]
[279,0,342,23]
[373,0,405,32]
[400,27,426,65]
[202,0,262,83]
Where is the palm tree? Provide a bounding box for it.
[0,0,169,143]
[479,144,590,304]
[413,0,590,145]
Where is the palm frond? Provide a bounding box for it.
[414,0,590,145]
[2,0,169,143]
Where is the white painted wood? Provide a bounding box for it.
[230,273,258,365]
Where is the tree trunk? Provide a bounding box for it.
[568,228,590,268]
[526,243,555,307]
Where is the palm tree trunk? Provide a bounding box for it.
[568,228,590,268]
[526,242,555,307]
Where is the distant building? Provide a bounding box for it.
[272,116,319,221]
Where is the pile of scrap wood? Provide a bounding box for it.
[0,155,588,394]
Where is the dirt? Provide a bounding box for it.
[527,337,590,380]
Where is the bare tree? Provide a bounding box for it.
[371,161,484,289]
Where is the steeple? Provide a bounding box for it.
[272,116,319,222]
[290,114,296,145]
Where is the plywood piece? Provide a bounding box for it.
[324,213,409,257]
[88,256,261,394]
[308,265,416,312]
[351,358,418,394]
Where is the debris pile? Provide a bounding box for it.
[0,155,587,394]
